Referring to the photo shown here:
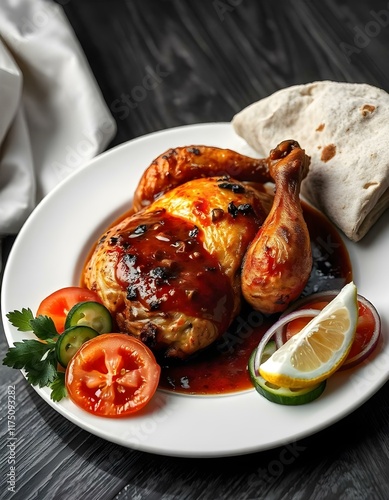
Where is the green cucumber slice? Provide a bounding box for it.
[56,325,99,368]
[64,301,112,334]
[248,347,326,405]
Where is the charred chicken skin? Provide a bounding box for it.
[83,141,311,358]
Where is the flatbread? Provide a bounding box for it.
[232,80,389,241]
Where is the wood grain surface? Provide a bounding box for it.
[1,1,389,499]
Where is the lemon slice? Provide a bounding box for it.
[259,282,358,389]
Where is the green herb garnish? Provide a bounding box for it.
[3,309,67,400]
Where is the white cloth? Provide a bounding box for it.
[0,0,116,236]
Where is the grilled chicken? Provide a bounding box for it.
[83,142,311,358]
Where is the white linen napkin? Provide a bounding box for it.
[0,0,116,238]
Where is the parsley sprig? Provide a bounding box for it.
[3,308,67,401]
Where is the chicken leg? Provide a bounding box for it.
[241,140,312,314]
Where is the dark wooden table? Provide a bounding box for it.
[1,1,389,498]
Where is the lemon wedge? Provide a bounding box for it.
[259,282,358,389]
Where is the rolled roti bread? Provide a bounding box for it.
[232,81,389,241]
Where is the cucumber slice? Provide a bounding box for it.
[64,301,112,334]
[248,347,326,405]
[56,325,99,368]
[259,340,277,362]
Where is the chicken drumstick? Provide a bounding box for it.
[241,140,312,314]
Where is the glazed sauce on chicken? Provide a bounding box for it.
[113,208,233,332]
[158,203,352,395]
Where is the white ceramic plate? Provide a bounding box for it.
[2,123,389,457]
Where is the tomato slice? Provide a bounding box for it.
[36,287,103,333]
[65,334,161,417]
[347,301,376,360]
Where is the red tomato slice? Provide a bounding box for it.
[347,301,376,360]
[36,286,103,333]
[65,334,161,417]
